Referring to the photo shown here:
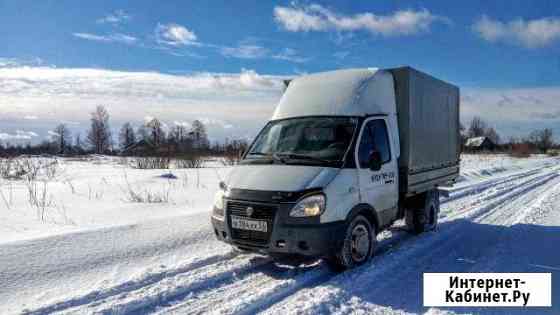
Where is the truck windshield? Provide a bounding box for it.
[245,117,358,166]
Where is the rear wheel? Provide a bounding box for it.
[326,214,376,271]
[406,189,440,234]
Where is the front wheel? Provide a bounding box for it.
[326,214,376,271]
[232,246,253,255]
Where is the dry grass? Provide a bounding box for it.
[175,155,204,169]
[0,157,59,181]
[121,172,172,203]
[25,180,54,221]
[131,157,170,169]
[0,157,73,224]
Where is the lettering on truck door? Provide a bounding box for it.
[356,118,398,225]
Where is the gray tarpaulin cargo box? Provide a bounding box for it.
[389,67,460,195]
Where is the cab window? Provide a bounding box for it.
[357,119,391,168]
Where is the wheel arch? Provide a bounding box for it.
[346,203,380,234]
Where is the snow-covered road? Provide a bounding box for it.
[2,160,560,314]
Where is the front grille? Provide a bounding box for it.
[227,201,277,245]
[228,201,276,220]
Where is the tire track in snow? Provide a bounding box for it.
[441,164,548,204]
[22,250,240,315]
[440,169,558,221]
[257,168,560,314]
[153,263,332,315]
[479,172,560,226]
[56,255,276,315]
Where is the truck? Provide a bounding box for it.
[211,66,460,270]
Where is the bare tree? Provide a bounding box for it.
[119,122,136,150]
[485,127,501,145]
[459,122,467,147]
[74,133,82,150]
[190,120,209,149]
[87,105,112,154]
[223,138,249,165]
[52,124,72,154]
[529,128,554,153]
[137,124,149,142]
[468,116,487,138]
[145,118,165,147]
[169,124,188,144]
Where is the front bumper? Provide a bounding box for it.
[211,205,345,258]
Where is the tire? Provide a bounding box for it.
[232,246,253,255]
[406,189,440,235]
[326,214,376,271]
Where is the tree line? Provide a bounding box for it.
[0,105,248,159]
[3,109,556,158]
[462,116,556,154]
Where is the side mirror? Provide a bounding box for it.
[368,151,382,171]
[219,181,228,191]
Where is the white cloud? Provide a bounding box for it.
[155,23,198,46]
[173,121,191,129]
[3,66,560,142]
[197,118,234,129]
[0,130,38,140]
[272,48,309,63]
[473,15,560,48]
[0,57,43,68]
[0,58,20,68]
[97,10,131,25]
[274,4,447,36]
[144,115,155,124]
[221,44,268,59]
[23,115,38,120]
[0,67,285,142]
[238,68,276,88]
[220,42,308,63]
[73,32,137,45]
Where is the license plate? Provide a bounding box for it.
[230,215,267,232]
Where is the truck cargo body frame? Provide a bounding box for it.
[389,67,460,196]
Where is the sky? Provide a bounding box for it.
[1,0,560,144]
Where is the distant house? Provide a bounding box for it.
[464,136,496,152]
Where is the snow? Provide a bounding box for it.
[1,153,559,314]
[458,153,554,182]
[0,156,229,243]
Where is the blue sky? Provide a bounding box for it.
[1,0,560,143]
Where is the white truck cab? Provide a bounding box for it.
[211,67,460,270]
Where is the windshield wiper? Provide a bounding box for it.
[275,153,333,164]
[248,152,336,165]
[247,152,286,164]
[248,152,269,156]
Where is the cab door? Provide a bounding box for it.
[355,117,398,226]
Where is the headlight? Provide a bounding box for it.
[213,184,227,217]
[214,189,225,210]
[289,194,326,217]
